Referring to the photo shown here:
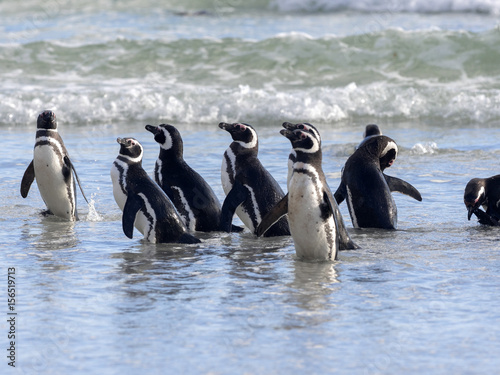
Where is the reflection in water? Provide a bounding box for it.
[284,260,340,328]
[20,215,79,271]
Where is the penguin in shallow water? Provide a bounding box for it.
[257,123,342,260]
[219,122,290,237]
[334,134,422,229]
[464,175,500,226]
[145,124,242,232]
[20,110,87,220]
[280,122,357,250]
[110,137,200,244]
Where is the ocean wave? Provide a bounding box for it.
[270,0,500,14]
[1,0,499,16]
[1,29,500,126]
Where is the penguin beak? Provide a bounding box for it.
[282,122,295,130]
[145,125,159,135]
[280,128,298,140]
[219,122,229,131]
[467,205,475,221]
[117,137,128,146]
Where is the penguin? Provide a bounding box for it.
[219,122,290,237]
[280,122,357,250]
[256,123,341,260]
[145,124,242,232]
[110,137,200,244]
[334,134,422,229]
[464,175,500,226]
[20,110,87,220]
[357,124,394,171]
[357,124,382,150]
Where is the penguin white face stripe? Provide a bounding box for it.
[235,126,257,149]
[120,153,142,164]
[476,186,485,203]
[172,186,196,231]
[294,133,320,154]
[380,141,398,158]
[160,128,173,150]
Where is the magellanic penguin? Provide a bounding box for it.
[334,134,422,229]
[20,110,88,220]
[110,137,200,244]
[280,122,357,250]
[256,123,342,260]
[219,122,290,237]
[145,124,242,232]
[464,175,500,226]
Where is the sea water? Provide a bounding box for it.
[1,1,499,374]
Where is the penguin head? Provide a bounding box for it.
[219,122,258,149]
[361,136,398,171]
[116,137,143,163]
[145,124,183,156]
[280,128,320,155]
[282,122,321,144]
[464,178,486,220]
[363,124,381,138]
[37,110,57,130]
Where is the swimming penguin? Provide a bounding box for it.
[334,134,422,229]
[464,176,500,226]
[110,137,200,244]
[219,122,290,237]
[256,123,342,260]
[20,110,87,220]
[145,124,242,232]
[280,122,357,250]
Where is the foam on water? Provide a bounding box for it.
[1,28,500,127]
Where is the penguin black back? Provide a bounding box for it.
[111,137,200,244]
[219,122,290,237]
[145,124,228,232]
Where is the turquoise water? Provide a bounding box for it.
[1,1,500,374]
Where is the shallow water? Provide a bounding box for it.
[1,1,500,374]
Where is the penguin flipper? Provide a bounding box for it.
[64,156,89,204]
[21,160,35,198]
[325,188,359,250]
[122,194,144,239]
[475,209,500,226]
[384,174,422,201]
[255,194,288,237]
[334,182,346,205]
[219,181,248,232]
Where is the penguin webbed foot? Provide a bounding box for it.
[40,209,53,217]
[474,208,500,226]
[177,232,201,244]
[231,224,245,232]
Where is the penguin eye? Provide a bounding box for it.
[300,133,307,139]
[237,124,246,131]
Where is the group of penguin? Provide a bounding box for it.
[20,110,500,260]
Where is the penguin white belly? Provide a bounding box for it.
[110,163,153,240]
[34,145,75,220]
[288,173,336,260]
